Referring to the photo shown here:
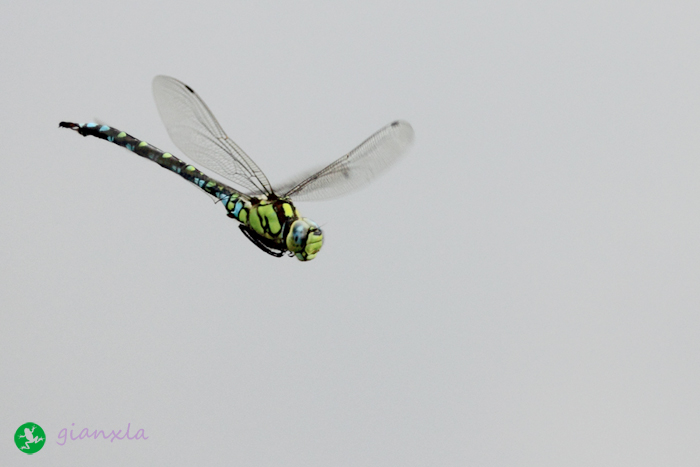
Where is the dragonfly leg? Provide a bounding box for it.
[238,225,286,257]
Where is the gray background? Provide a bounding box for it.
[2,1,699,465]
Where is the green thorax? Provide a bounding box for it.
[226,194,299,240]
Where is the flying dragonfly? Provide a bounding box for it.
[60,76,414,261]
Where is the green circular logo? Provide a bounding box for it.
[14,422,45,454]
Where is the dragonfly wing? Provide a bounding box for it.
[281,120,414,201]
[152,75,273,195]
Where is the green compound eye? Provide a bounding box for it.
[286,218,323,261]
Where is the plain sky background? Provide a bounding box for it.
[2,1,700,465]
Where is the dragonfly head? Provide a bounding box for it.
[286,218,323,261]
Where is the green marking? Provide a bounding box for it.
[258,204,280,235]
[186,165,195,172]
[282,203,294,218]
[239,209,248,224]
[162,153,172,158]
[269,218,280,235]
[306,233,323,255]
[249,209,262,234]
[117,132,127,138]
[138,141,148,147]
[206,181,216,188]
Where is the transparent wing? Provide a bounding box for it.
[281,121,414,201]
[152,75,273,195]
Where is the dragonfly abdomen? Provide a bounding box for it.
[59,122,238,205]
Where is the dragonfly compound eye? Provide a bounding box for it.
[286,218,323,261]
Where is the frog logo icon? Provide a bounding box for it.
[14,422,46,454]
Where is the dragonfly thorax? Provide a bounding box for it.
[227,195,323,260]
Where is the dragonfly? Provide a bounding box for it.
[60,76,414,261]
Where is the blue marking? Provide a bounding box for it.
[126,144,134,151]
[107,136,114,142]
[292,224,306,246]
[198,180,205,187]
[219,194,230,204]
[86,123,98,128]
[233,200,243,217]
[99,125,110,132]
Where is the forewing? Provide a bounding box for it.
[282,121,414,201]
[152,75,273,195]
